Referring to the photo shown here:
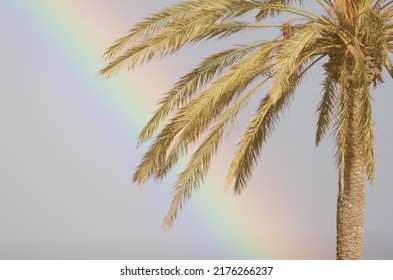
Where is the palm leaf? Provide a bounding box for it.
[256,0,307,21]
[359,86,376,183]
[256,1,329,23]
[316,71,338,146]
[100,0,264,76]
[102,0,261,60]
[162,79,268,229]
[137,42,272,144]
[133,43,278,185]
[334,56,351,193]
[269,24,324,104]
[226,56,316,193]
[154,48,278,181]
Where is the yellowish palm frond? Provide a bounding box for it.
[334,55,351,193]
[334,101,349,193]
[255,0,309,21]
[383,56,393,78]
[226,54,317,193]
[102,0,262,61]
[100,0,266,77]
[100,20,279,77]
[316,71,339,146]
[256,1,329,23]
[133,43,278,185]
[137,42,272,144]
[359,86,376,183]
[102,2,196,61]
[162,79,267,229]
[225,94,276,194]
[269,24,325,104]
[99,14,222,77]
[153,49,278,181]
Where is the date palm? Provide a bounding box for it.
[100,0,393,259]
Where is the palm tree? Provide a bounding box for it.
[100,0,393,259]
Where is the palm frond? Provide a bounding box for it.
[316,71,338,146]
[256,0,305,21]
[102,0,262,60]
[225,95,276,194]
[384,56,393,78]
[162,79,267,229]
[102,1,198,61]
[100,21,279,77]
[334,56,351,193]
[133,43,278,185]
[153,50,277,181]
[256,1,329,23]
[359,85,376,183]
[270,24,324,103]
[100,14,225,77]
[226,56,315,193]
[137,42,271,144]
[100,0,264,77]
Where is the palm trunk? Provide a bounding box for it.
[336,88,367,260]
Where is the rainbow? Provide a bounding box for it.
[4,0,331,259]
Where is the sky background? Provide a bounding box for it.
[0,0,392,259]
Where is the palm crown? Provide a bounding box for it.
[100,0,393,259]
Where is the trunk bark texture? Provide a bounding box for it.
[336,87,367,260]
